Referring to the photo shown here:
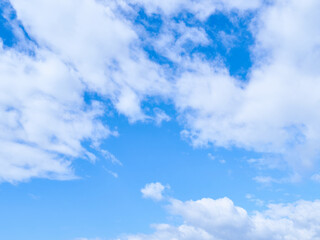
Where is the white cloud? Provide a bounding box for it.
[208,153,226,164]
[112,0,320,177]
[102,167,119,179]
[253,176,280,185]
[0,0,168,182]
[166,0,320,176]
[246,194,264,207]
[141,182,168,201]
[153,108,171,126]
[0,44,112,183]
[119,196,320,240]
[101,150,123,166]
[3,0,320,183]
[10,0,171,121]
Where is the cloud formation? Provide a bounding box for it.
[154,0,320,174]
[119,188,320,240]
[0,0,169,182]
[2,0,320,183]
[0,44,112,182]
[141,182,168,201]
[117,0,320,175]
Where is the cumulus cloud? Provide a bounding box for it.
[0,0,168,182]
[126,0,320,175]
[123,0,320,176]
[165,0,320,175]
[141,182,168,201]
[119,195,320,240]
[0,44,112,182]
[10,0,171,121]
[3,0,320,183]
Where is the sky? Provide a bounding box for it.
[1,0,320,239]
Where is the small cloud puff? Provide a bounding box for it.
[141,182,169,201]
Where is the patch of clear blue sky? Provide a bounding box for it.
[1,2,318,240]
[0,0,37,54]
[0,1,17,47]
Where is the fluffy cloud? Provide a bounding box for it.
[141,182,168,201]
[3,0,320,183]
[169,0,320,174]
[0,42,115,182]
[125,0,320,176]
[119,194,320,240]
[123,0,320,174]
[9,0,171,121]
[0,0,169,182]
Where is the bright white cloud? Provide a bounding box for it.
[3,0,320,183]
[120,0,320,176]
[0,0,169,182]
[168,0,320,176]
[0,44,112,183]
[10,0,171,121]
[119,196,320,240]
[141,182,168,201]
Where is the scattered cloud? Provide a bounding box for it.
[253,173,302,185]
[208,153,226,164]
[2,0,320,239]
[0,45,111,183]
[246,194,264,207]
[0,0,167,182]
[2,0,320,183]
[103,167,119,179]
[153,108,171,126]
[253,176,280,185]
[119,194,320,240]
[141,182,169,201]
[168,0,320,176]
[101,150,123,166]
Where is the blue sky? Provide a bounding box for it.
[2,0,320,240]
